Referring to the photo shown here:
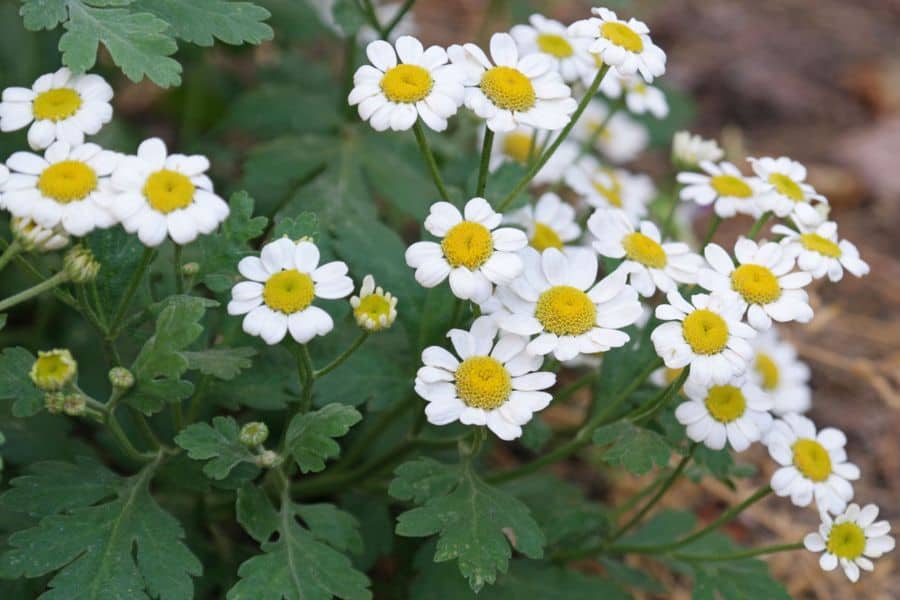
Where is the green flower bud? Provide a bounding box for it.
[63,245,100,284]
[63,394,86,416]
[108,366,135,390]
[30,349,77,391]
[181,262,200,276]
[239,422,269,447]
[255,450,281,469]
[11,217,69,253]
[44,392,66,414]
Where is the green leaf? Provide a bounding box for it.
[392,459,545,593]
[84,226,148,320]
[620,509,696,548]
[208,345,294,410]
[330,0,366,36]
[286,403,362,473]
[174,416,259,480]
[224,84,339,136]
[0,458,202,599]
[183,347,256,380]
[0,347,43,418]
[198,191,267,293]
[359,132,435,219]
[19,0,68,30]
[0,457,119,518]
[132,0,273,46]
[593,421,671,476]
[295,503,363,554]
[519,416,551,452]
[236,483,279,543]
[241,135,331,217]
[272,212,319,242]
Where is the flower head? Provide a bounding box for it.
[486,126,578,185]
[572,99,648,163]
[677,161,767,219]
[11,217,69,252]
[350,275,398,331]
[676,375,773,451]
[749,156,827,218]
[749,328,811,415]
[804,503,895,582]
[601,73,669,118]
[510,14,596,84]
[505,192,580,252]
[565,156,655,222]
[30,349,77,392]
[227,237,353,345]
[63,244,100,283]
[239,422,270,447]
[672,131,724,169]
[568,7,666,82]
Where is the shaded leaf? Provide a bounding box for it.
[183,347,256,380]
[593,421,671,476]
[174,416,259,480]
[0,347,43,418]
[198,191,267,293]
[286,403,362,473]
[132,0,273,46]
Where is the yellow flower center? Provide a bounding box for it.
[682,309,729,355]
[263,269,315,314]
[710,174,753,198]
[37,160,98,203]
[800,233,842,258]
[143,169,196,214]
[441,221,494,269]
[730,264,781,305]
[792,438,832,482]
[768,173,805,202]
[30,350,77,392]
[455,356,512,410]
[535,285,596,336]
[480,66,536,112]
[600,21,644,53]
[826,522,867,560]
[622,232,667,269]
[530,222,563,251]
[354,294,392,329]
[536,33,574,58]
[32,88,82,121]
[704,385,747,423]
[592,172,623,207]
[664,367,684,384]
[501,131,534,163]
[755,352,780,390]
[380,64,434,104]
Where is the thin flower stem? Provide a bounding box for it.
[526,129,539,165]
[577,97,624,160]
[384,0,416,38]
[174,244,184,294]
[497,65,611,212]
[671,541,804,562]
[0,239,22,272]
[298,344,315,414]
[628,368,689,424]
[0,240,80,310]
[701,214,722,248]
[610,469,670,518]
[661,181,682,238]
[747,210,773,240]
[476,129,494,197]
[105,411,157,463]
[314,332,370,379]
[109,247,154,339]
[413,121,452,203]
[360,0,386,37]
[0,270,69,313]
[554,370,598,404]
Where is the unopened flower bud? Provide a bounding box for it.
[44,392,66,414]
[108,366,135,390]
[255,450,281,468]
[350,275,398,332]
[11,217,69,253]
[63,245,100,283]
[239,422,269,447]
[30,349,77,391]
[181,262,199,276]
[63,394,86,416]
[672,131,723,170]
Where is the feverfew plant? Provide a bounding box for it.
[0,3,891,599]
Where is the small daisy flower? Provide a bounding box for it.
[509,14,596,84]
[773,203,869,282]
[676,376,773,452]
[750,328,811,415]
[505,192,580,252]
[573,99,648,163]
[565,156,655,222]
[672,131,724,169]
[349,36,465,132]
[10,216,69,252]
[227,238,353,345]
[0,68,113,150]
[29,349,77,392]
[749,156,827,218]
[651,290,757,386]
[804,503,895,583]
[405,197,527,303]
[568,7,666,82]
[104,138,229,247]
[485,126,578,185]
[494,247,643,361]
[600,73,669,118]
[766,414,859,513]
[350,275,398,332]
[415,316,556,441]
[3,141,118,236]
[448,32,576,132]
[589,209,702,297]
[699,238,813,331]
[677,161,767,219]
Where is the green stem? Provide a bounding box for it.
[476,128,494,197]
[672,541,804,563]
[701,214,722,248]
[0,239,22,272]
[382,0,415,37]
[747,210,772,240]
[360,0,386,37]
[109,247,154,339]
[577,97,623,160]
[661,181,682,238]
[496,64,610,212]
[413,121,452,203]
[105,411,157,462]
[0,270,69,312]
[628,368,689,424]
[554,370,597,404]
[314,332,369,379]
[174,244,184,294]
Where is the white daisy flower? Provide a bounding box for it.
[505,192,580,252]
[485,126,578,185]
[349,36,465,132]
[677,161,767,219]
[572,99,648,163]
[0,68,113,150]
[651,290,757,387]
[509,14,596,85]
[568,7,666,82]
[672,131,724,169]
[699,238,813,331]
[448,32,576,132]
[494,247,643,361]
[766,414,860,514]
[10,217,69,252]
[676,375,773,452]
[749,156,827,218]
[750,328,811,416]
[589,208,702,297]
[405,197,527,303]
[350,274,398,331]
[415,316,556,441]
[227,238,353,345]
[103,138,229,247]
[2,141,118,236]
[804,503,895,583]
[600,73,669,118]
[772,203,869,282]
[565,156,655,222]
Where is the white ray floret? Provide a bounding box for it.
[804,503,894,583]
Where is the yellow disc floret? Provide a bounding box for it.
[768,173,804,202]
[143,169,196,213]
[536,33,574,58]
[37,161,97,203]
[380,64,434,104]
[441,221,494,269]
[704,385,747,423]
[755,352,780,390]
[730,264,781,305]
[29,349,77,392]
[622,232,667,269]
[354,294,393,331]
[535,285,596,336]
[682,309,729,355]
[826,522,867,560]
[530,223,563,251]
[263,269,315,314]
[32,88,82,122]
[455,356,512,410]
[792,438,832,482]
[710,174,753,198]
[800,233,842,258]
[501,132,534,163]
[480,66,536,112]
[600,22,644,53]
